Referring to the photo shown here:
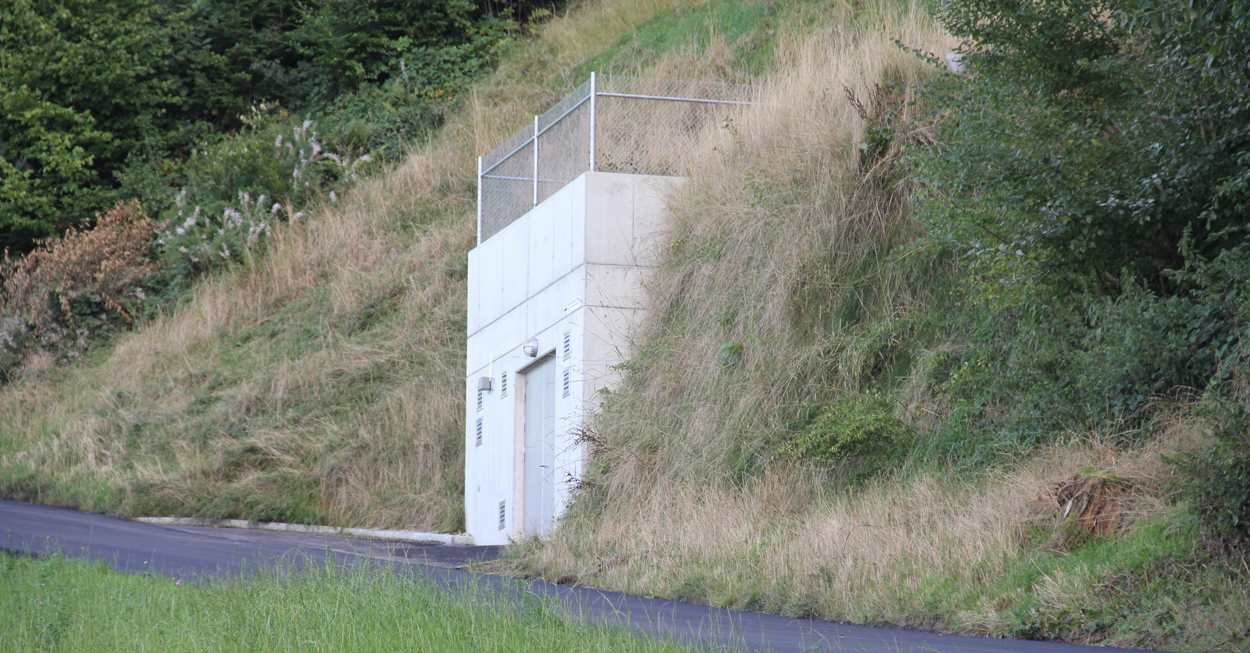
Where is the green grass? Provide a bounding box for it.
[577,0,818,81]
[937,511,1250,650]
[0,553,708,653]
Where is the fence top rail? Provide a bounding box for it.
[476,73,764,244]
[479,74,763,171]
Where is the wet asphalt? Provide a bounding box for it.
[0,499,1150,652]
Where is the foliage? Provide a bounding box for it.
[0,0,178,250]
[916,0,1250,303]
[933,0,1123,91]
[0,0,518,250]
[0,201,158,378]
[920,254,1246,471]
[1170,247,1250,541]
[152,112,372,284]
[910,0,1250,478]
[778,393,912,484]
[1172,401,1250,541]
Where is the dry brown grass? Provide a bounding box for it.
[571,0,957,500]
[513,412,1203,627]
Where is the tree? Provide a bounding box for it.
[918,0,1250,301]
[0,0,178,250]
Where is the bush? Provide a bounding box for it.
[152,111,372,285]
[1173,401,1250,542]
[778,393,912,484]
[0,0,175,249]
[0,200,158,376]
[914,0,1250,304]
[1,0,519,254]
[931,277,1240,456]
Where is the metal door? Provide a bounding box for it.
[523,355,557,536]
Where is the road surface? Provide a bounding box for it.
[1,499,1146,653]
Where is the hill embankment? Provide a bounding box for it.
[3,0,1249,649]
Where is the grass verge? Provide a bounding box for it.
[0,552,705,653]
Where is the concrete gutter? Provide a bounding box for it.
[132,517,474,545]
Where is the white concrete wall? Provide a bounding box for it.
[465,172,683,545]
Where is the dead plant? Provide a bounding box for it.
[2,200,157,329]
[1044,469,1131,549]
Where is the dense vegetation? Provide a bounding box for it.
[912,0,1250,539]
[1,0,529,251]
[0,0,544,375]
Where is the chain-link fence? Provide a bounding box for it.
[477,74,759,243]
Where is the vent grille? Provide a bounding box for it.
[500,371,508,397]
[562,367,571,398]
[475,418,483,447]
[498,500,506,530]
[476,388,483,411]
[563,330,571,360]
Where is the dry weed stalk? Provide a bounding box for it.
[1047,471,1130,543]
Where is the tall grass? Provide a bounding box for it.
[568,0,956,515]
[0,553,703,653]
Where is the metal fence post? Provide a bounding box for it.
[589,72,597,172]
[476,155,483,245]
[532,115,539,207]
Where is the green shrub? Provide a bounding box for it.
[152,110,372,284]
[0,0,177,248]
[917,246,1248,470]
[1172,401,1250,542]
[914,0,1250,304]
[1,0,519,254]
[778,393,911,484]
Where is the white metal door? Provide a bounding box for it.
[523,355,557,536]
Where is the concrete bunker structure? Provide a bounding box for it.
[465,75,756,545]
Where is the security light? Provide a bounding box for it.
[523,338,539,357]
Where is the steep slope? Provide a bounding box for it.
[0,0,813,530]
[2,0,1247,648]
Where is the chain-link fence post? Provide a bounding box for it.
[477,155,484,245]
[589,72,597,172]
[532,116,539,208]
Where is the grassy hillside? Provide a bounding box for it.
[0,0,819,530]
[2,0,1249,649]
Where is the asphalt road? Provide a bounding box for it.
[1,499,1148,653]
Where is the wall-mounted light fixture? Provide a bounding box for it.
[522,338,539,357]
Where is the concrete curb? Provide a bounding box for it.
[132,517,474,545]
